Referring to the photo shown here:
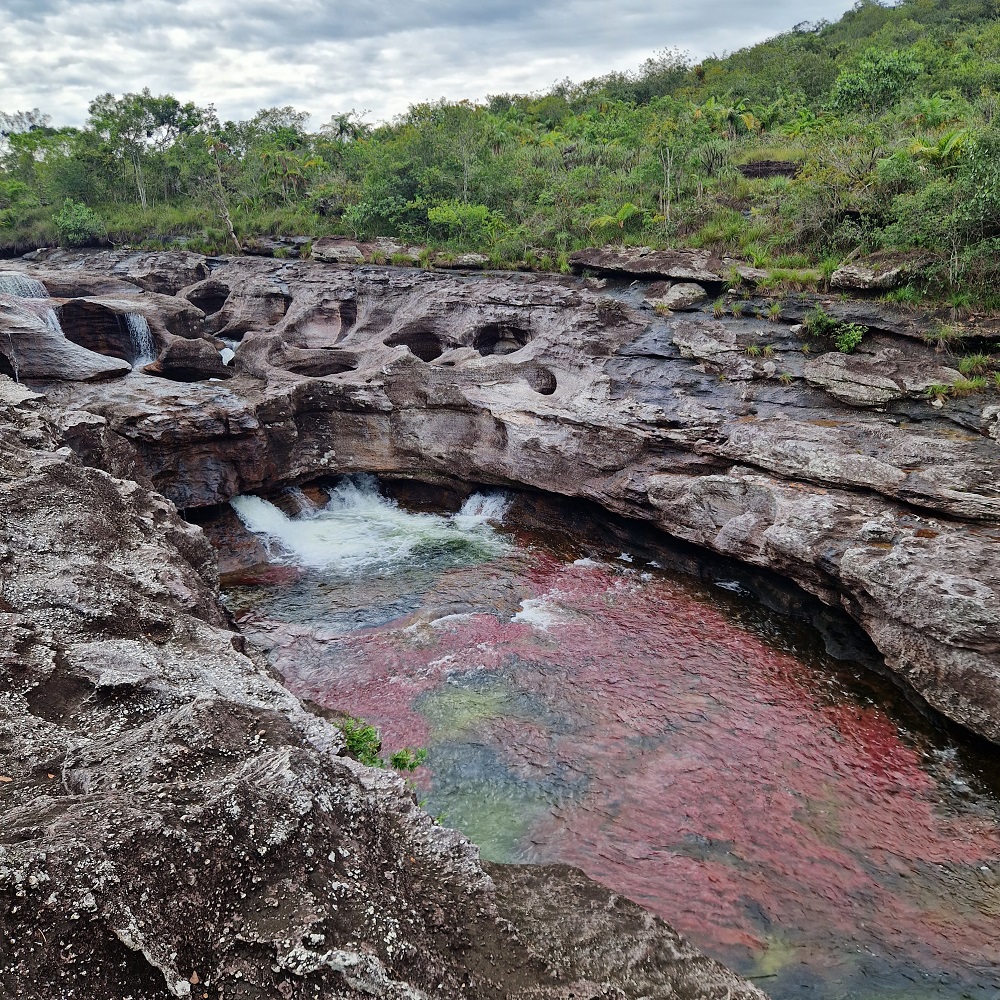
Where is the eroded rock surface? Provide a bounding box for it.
[0,378,763,999]
[6,250,1000,750]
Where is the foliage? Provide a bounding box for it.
[4,0,1000,302]
[337,716,428,772]
[53,198,105,245]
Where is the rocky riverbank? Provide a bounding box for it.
[3,243,1000,994]
[0,353,763,997]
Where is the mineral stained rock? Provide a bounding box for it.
[11,250,998,745]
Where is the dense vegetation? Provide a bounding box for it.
[3,0,1000,302]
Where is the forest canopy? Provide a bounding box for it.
[3,0,1000,301]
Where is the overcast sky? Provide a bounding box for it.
[3,1,857,128]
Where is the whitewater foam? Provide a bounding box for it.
[231,475,510,575]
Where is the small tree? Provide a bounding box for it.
[830,49,922,116]
[53,198,105,246]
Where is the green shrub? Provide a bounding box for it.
[54,198,105,247]
[834,322,866,353]
[337,716,428,772]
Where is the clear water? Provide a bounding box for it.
[223,477,1000,1000]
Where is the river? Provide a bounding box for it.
[220,475,1000,1000]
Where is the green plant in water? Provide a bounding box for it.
[389,747,429,772]
[338,716,428,772]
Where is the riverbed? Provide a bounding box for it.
[222,476,1000,1000]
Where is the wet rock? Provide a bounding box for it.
[13,251,1000,753]
[0,379,764,1000]
[0,295,130,381]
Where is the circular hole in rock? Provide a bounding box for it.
[526,367,557,395]
[384,329,444,362]
[473,323,531,357]
[284,351,359,377]
[185,280,230,317]
[60,300,153,364]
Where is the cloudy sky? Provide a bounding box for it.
[3,0,856,128]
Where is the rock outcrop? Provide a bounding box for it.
[7,250,1000,750]
[0,376,764,999]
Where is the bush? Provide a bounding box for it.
[53,198,106,246]
[337,716,428,772]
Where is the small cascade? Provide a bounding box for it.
[0,271,67,343]
[0,273,50,299]
[230,475,509,574]
[124,313,157,366]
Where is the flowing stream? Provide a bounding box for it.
[223,476,1000,1000]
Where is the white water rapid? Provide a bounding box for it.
[231,475,510,574]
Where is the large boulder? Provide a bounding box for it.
[830,253,926,292]
[312,237,366,265]
[144,336,233,382]
[569,246,727,282]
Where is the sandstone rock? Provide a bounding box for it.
[15,250,1000,754]
[803,351,905,406]
[0,295,131,381]
[312,237,366,265]
[144,336,233,382]
[0,376,766,999]
[831,253,921,292]
[569,246,726,282]
[658,282,709,311]
[435,252,490,269]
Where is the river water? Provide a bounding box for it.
[222,476,1000,1000]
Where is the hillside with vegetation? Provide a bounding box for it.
[3,0,1000,303]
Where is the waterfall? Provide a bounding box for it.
[0,273,49,299]
[124,313,157,366]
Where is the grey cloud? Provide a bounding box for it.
[0,1,855,125]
